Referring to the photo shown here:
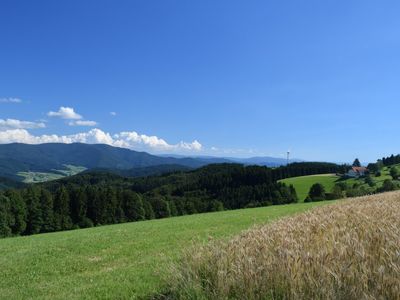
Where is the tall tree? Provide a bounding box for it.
[143,200,155,220]
[53,186,72,231]
[40,188,54,233]
[123,190,145,221]
[150,196,171,219]
[5,190,27,235]
[0,195,12,238]
[25,187,43,235]
[352,158,361,167]
[308,183,326,201]
[70,187,87,224]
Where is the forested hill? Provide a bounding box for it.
[0,143,224,181]
[0,162,343,238]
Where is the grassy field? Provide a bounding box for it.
[170,191,400,299]
[280,174,339,201]
[280,165,400,201]
[0,201,332,300]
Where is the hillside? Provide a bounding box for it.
[0,201,330,299]
[279,164,400,201]
[167,192,400,299]
[0,143,217,182]
[280,174,340,201]
[0,143,311,183]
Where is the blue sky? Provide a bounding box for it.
[1,0,400,163]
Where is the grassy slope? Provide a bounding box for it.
[0,202,332,300]
[280,165,400,201]
[280,174,339,201]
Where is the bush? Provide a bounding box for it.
[378,179,397,192]
[364,175,375,187]
[308,183,326,201]
[304,196,312,203]
[390,167,400,180]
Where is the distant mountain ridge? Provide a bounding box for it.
[0,143,305,184]
[0,143,207,182]
[159,154,303,167]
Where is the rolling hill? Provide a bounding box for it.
[0,143,222,182]
[0,200,330,299]
[280,174,340,201]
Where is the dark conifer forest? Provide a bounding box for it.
[0,162,343,237]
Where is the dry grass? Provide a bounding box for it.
[165,192,400,300]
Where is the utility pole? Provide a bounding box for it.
[287,151,290,166]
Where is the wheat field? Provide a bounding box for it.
[166,192,400,300]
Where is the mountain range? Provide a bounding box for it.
[0,143,303,184]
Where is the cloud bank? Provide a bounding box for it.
[0,128,202,153]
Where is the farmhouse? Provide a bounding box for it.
[346,166,368,178]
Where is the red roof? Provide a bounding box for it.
[352,167,368,173]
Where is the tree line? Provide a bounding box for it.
[0,162,346,238]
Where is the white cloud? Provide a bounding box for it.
[68,120,98,127]
[0,97,22,103]
[0,128,202,153]
[48,107,82,119]
[0,119,45,130]
[110,112,117,116]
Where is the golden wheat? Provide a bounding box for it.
[166,192,400,299]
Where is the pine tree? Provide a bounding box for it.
[0,195,12,238]
[143,200,155,220]
[123,190,145,221]
[25,187,43,235]
[150,196,170,219]
[40,188,54,233]
[70,187,87,225]
[53,186,72,231]
[5,190,27,235]
[352,158,361,167]
[308,183,326,201]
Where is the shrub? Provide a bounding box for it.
[308,183,326,201]
[379,179,397,192]
[390,167,400,180]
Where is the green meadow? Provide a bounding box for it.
[280,165,400,202]
[0,201,332,300]
[280,174,339,201]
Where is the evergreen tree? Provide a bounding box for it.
[308,183,326,201]
[0,195,12,238]
[352,158,361,167]
[53,186,72,230]
[70,187,87,225]
[104,188,118,224]
[150,196,170,219]
[143,200,155,220]
[5,190,27,235]
[25,187,43,235]
[123,190,145,221]
[40,188,54,233]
